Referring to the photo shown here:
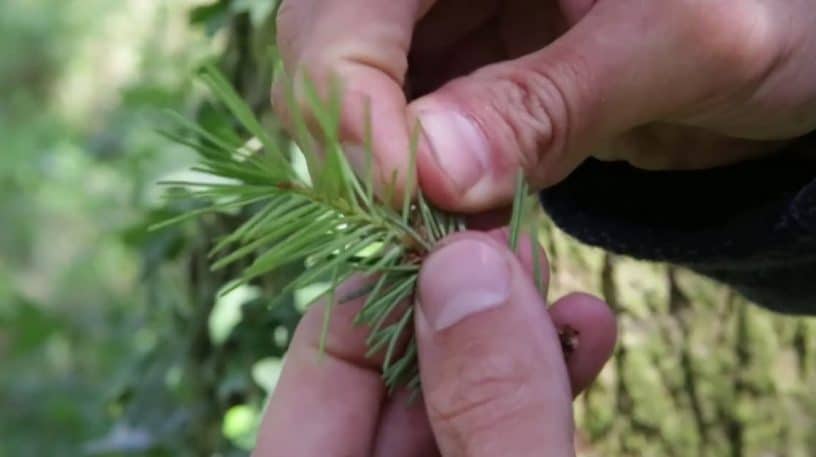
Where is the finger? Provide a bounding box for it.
[372,390,440,457]
[274,0,436,203]
[253,278,385,456]
[410,0,775,211]
[370,229,545,456]
[370,301,614,457]
[558,0,597,26]
[369,293,613,457]
[548,292,617,396]
[485,228,615,395]
[416,232,575,456]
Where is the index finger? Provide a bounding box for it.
[274,0,436,203]
[253,278,386,456]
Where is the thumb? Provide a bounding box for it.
[409,0,751,211]
[415,233,574,456]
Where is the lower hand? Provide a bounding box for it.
[253,230,617,456]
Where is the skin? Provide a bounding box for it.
[273,0,816,211]
[254,231,617,456]
[262,0,816,454]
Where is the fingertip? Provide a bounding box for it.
[548,292,617,396]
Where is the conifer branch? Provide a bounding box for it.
[153,64,535,393]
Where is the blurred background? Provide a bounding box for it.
[1,1,815,456]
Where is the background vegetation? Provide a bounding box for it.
[1,1,814,456]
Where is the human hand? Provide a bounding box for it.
[274,0,816,212]
[253,230,617,456]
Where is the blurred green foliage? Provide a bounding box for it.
[1,1,814,456]
[0,1,286,455]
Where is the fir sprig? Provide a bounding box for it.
[154,64,532,393]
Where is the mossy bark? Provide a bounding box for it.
[541,214,816,457]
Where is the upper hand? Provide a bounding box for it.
[274,0,816,212]
[253,230,617,456]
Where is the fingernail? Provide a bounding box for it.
[419,238,511,331]
[418,111,490,194]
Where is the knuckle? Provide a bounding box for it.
[425,342,537,446]
[488,64,575,185]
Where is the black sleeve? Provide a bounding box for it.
[539,134,816,315]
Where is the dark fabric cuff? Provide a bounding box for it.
[540,137,816,314]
